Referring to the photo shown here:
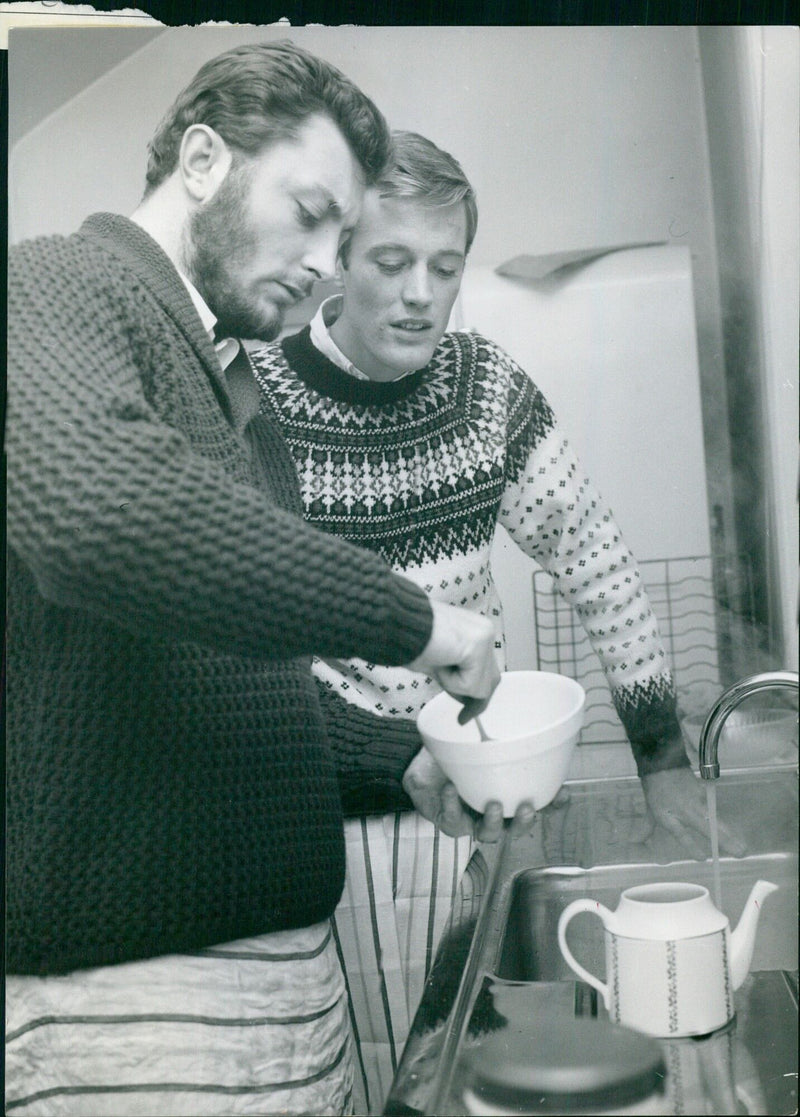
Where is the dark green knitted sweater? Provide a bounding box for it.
[6,214,433,975]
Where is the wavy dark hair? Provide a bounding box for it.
[143,40,391,194]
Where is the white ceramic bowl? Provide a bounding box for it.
[416,671,585,817]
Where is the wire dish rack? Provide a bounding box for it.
[531,554,757,748]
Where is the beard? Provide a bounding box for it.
[183,165,283,342]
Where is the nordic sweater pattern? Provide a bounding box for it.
[6,215,433,975]
[250,327,688,777]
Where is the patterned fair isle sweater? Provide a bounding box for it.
[250,325,690,786]
[6,215,434,975]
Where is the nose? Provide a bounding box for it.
[301,227,340,283]
[402,264,433,308]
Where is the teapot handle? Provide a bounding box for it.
[557,899,612,1009]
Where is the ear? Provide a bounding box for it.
[178,124,233,203]
[337,235,352,277]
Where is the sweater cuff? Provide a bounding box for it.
[340,780,414,817]
[362,573,433,667]
[612,675,692,778]
[629,730,692,778]
[317,681,424,813]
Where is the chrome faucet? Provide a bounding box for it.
[699,670,799,779]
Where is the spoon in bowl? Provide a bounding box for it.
[474,715,492,743]
[458,698,494,741]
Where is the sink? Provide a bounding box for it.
[487,853,798,1114]
[496,852,798,981]
[386,770,798,1116]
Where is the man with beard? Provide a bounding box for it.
[5,45,510,1117]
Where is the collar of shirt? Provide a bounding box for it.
[176,268,240,373]
[309,294,417,382]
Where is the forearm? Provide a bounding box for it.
[8,432,430,664]
[501,425,688,774]
[8,257,432,667]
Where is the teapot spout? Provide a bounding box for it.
[730,879,779,989]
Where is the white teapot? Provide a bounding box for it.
[557,878,778,1037]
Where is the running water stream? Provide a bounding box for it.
[705,780,723,910]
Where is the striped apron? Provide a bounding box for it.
[5,922,353,1116]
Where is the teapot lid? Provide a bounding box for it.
[463,1019,666,1112]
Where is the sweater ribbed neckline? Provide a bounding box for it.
[281,326,426,406]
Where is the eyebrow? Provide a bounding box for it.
[296,186,346,220]
[368,243,465,259]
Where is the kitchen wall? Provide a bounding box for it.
[10,25,717,262]
[9,25,796,672]
[9,25,730,503]
[739,27,798,671]
[10,27,722,304]
[756,28,800,672]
